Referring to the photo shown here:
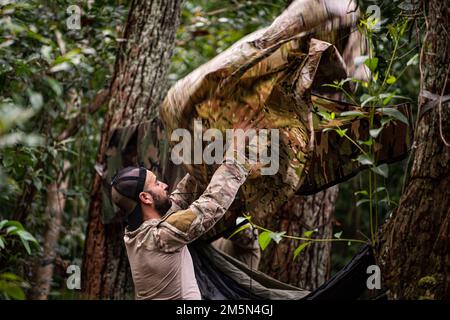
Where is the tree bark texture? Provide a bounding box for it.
[377,0,450,299]
[29,161,70,300]
[81,0,182,299]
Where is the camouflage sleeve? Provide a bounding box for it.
[153,159,249,253]
[168,173,198,211]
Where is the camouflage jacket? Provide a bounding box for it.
[156,159,249,252]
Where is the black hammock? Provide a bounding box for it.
[188,241,381,300]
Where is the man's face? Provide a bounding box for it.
[142,170,171,214]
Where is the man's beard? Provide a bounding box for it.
[153,194,172,215]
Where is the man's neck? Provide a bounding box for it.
[141,205,161,221]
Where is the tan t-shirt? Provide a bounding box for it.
[124,160,249,300]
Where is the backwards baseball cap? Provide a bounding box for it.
[110,166,156,230]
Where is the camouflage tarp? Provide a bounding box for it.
[160,0,413,229]
[161,0,366,225]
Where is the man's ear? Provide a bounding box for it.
[139,192,153,206]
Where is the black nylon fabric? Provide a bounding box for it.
[189,242,376,300]
[189,242,262,300]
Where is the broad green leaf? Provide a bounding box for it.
[340,110,366,117]
[5,221,25,230]
[0,236,5,250]
[376,107,409,125]
[258,231,272,251]
[293,242,311,261]
[6,226,18,235]
[269,231,286,244]
[3,284,25,300]
[17,230,38,243]
[371,164,389,178]
[364,57,379,73]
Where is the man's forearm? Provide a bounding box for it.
[155,160,249,251]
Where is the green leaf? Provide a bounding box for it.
[6,226,19,235]
[406,53,419,66]
[335,128,348,138]
[28,92,43,109]
[258,231,272,251]
[227,223,250,240]
[0,220,8,230]
[340,110,366,117]
[0,236,5,250]
[356,154,374,166]
[17,230,38,243]
[236,216,248,225]
[354,190,369,196]
[318,111,332,121]
[358,139,373,147]
[361,95,377,107]
[303,230,315,238]
[269,231,286,244]
[369,127,383,139]
[0,273,21,281]
[375,187,387,193]
[3,284,25,300]
[43,77,63,96]
[356,199,370,207]
[382,92,396,105]
[20,237,31,255]
[334,231,343,239]
[5,220,25,230]
[386,75,396,85]
[364,57,379,73]
[371,163,389,178]
[376,107,409,125]
[293,242,311,261]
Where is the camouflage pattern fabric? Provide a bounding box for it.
[160,0,362,224]
[154,159,249,252]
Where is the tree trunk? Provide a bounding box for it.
[81,0,182,299]
[29,161,70,300]
[377,0,450,299]
[259,186,338,290]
